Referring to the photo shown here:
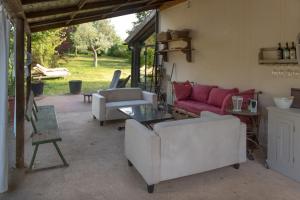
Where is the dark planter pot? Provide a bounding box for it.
[8,96,15,124]
[32,82,44,97]
[69,80,82,94]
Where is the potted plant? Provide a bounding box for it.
[31,79,44,97]
[69,80,82,94]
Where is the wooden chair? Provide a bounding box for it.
[117,75,131,88]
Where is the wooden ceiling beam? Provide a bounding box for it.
[78,0,89,9]
[26,0,132,19]
[29,16,70,27]
[21,0,58,5]
[146,0,160,5]
[30,3,162,32]
[101,0,145,18]
[3,0,31,34]
[159,0,186,10]
[66,0,89,25]
[30,6,123,27]
[30,0,172,28]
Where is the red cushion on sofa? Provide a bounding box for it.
[221,93,238,112]
[173,81,192,100]
[175,100,222,115]
[190,84,217,103]
[207,88,239,108]
[238,89,255,109]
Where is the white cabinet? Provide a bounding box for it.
[267,107,300,182]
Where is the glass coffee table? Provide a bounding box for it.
[118,104,174,129]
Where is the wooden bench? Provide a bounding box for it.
[25,92,69,171]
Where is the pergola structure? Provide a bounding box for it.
[0,0,186,193]
[125,11,156,87]
[2,0,185,33]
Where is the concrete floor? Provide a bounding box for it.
[1,95,300,200]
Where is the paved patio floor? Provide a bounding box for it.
[1,95,300,200]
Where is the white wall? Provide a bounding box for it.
[160,0,300,145]
[160,0,300,104]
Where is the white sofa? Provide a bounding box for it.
[92,88,157,126]
[125,111,246,193]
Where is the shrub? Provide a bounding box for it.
[107,44,130,58]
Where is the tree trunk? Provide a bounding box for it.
[93,50,97,67]
[75,46,77,56]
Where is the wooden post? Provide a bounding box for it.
[130,49,134,87]
[15,18,25,169]
[0,7,9,193]
[26,34,31,103]
[154,9,159,93]
[131,44,141,87]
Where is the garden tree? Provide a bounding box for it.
[106,36,130,58]
[57,26,77,55]
[127,11,152,35]
[32,29,64,67]
[73,20,117,67]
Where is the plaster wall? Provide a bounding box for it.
[160,0,300,145]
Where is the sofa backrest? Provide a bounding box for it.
[153,116,242,181]
[99,88,142,102]
[190,84,217,103]
[207,87,239,108]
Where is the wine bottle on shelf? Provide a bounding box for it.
[277,43,283,59]
[290,42,297,60]
[283,42,290,59]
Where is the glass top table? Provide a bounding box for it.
[118,104,173,128]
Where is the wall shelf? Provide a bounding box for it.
[158,37,193,62]
[258,47,299,65]
[259,59,298,65]
[159,37,192,43]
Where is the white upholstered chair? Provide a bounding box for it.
[92,88,157,126]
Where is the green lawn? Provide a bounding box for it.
[43,55,131,95]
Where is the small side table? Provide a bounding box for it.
[227,109,261,160]
[83,93,92,103]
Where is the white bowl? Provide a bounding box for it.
[273,97,294,109]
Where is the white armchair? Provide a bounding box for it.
[125,111,246,193]
[92,88,157,126]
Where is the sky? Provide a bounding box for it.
[110,14,137,41]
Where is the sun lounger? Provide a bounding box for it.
[32,64,70,80]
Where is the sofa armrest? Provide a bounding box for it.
[125,119,160,185]
[92,93,106,121]
[142,91,157,108]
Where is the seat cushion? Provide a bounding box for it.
[175,100,222,115]
[106,100,152,109]
[190,84,217,103]
[207,88,239,108]
[173,81,192,100]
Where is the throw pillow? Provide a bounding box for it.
[190,84,217,103]
[173,81,192,100]
[207,88,239,108]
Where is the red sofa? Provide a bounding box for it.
[173,81,254,116]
